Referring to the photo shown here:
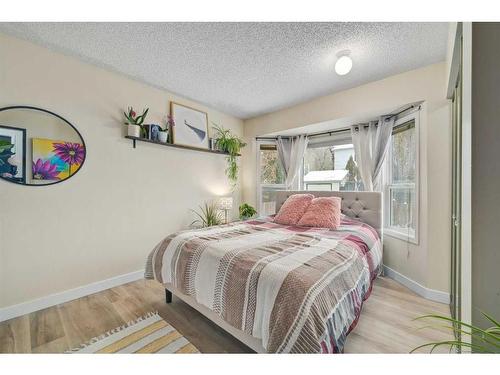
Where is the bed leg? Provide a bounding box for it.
[165,289,172,304]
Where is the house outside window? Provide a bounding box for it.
[302,138,362,191]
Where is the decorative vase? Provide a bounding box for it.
[158,131,169,143]
[127,124,141,138]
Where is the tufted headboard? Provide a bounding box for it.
[275,191,382,237]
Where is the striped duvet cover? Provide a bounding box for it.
[145,216,382,353]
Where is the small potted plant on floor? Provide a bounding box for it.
[158,115,175,143]
[124,107,149,138]
[239,203,257,221]
[191,201,224,228]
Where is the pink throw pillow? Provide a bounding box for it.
[273,194,314,225]
[297,197,342,229]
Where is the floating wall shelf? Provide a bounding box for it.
[125,136,240,156]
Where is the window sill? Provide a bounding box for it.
[384,228,419,245]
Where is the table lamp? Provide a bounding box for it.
[218,197,233,224]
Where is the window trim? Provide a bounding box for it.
[304,182,335,190]
[307,133,352,149]
[384,111,420,244]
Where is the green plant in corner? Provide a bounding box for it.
[190,201,223,228]
[411,311,500,353]
[239,203,257,220]
[212,123,246,189]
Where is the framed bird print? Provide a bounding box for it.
[170,102,209,150]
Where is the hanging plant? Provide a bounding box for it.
[212,124,246,188]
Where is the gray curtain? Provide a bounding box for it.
[351,116,394,191]
[277,135,308,189]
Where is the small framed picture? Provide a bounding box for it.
[170,102,209,150]
[0,125,26,184]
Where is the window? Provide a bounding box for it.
[385,113,419,243]
[257,142,285,215]
[302,136,362,191]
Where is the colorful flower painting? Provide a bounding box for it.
[32,138,84,181]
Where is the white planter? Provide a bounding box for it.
[127,124,141,138]
[158,131,169,143]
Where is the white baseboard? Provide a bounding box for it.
[383,265,450,304]
[0,270,144,323]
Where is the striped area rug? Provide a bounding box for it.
[69,312,199,354]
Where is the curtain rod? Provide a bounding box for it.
[255,104,419,141]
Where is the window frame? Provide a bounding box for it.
[384,111,420,244]
[256,139,286,215]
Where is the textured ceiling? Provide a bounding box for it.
[0,23,448,119]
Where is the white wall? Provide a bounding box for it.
[0,33,244,308]
[242,63,451,294]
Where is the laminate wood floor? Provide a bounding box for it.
[0,277,452,353]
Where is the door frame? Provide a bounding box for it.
[447,22,472,339]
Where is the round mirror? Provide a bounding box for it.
[0,106,86,186]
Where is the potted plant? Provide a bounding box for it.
[158,115,175,143]
[239,203,257,221]
[191,201,223,228]
[212,123,246,188]
[411,311,500,353]
[124,107,149,138]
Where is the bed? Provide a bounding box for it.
[145,191,382,353]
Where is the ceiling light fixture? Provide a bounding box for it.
[335,50,352,76]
